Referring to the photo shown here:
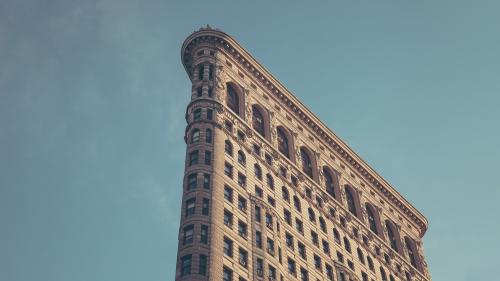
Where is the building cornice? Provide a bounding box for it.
[181,27,429,237]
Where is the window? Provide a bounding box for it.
[223,210,233,227]
[361,272,368,281]
[223,237,233,257]
[322,239,330,254]
[308,208,316,222]
[237,150,246,165]
[311,231,319,246]
[196,87,202,97]
[193,108,202,121]
[288,258,297,275]
[203,173,210,189]
[300,147,314,178]
[357,248,365,264]
[265,153,273,165]
[284,210,291,225]
[267,196,275,207]
[323,167,338,199]
[314,254,322,270]
[345,186,358,216]
[224,120,233,132]
[206,109,213,120]
[267,238,275,255]
[325,264,334,280]
[255,186,263,198]
[224,186,233,202]
[226,84,239,114]
[225,140,233,156]
[187,173,197,190]
[380,267,388,281]
[199,255,207,275]
[208,64,213,80]
[237,196,247,212]
[405,237,419,269]
[208,87,213,98]
[333,228,341,244]
[390,275,396,281]
[237,130,246,141]
[286,232,294,249]
[223,266,233,281]
[255,231,262,248]
[386,220,400,252]
[204,150,211,165]
[305,188,312,198]
[191,129,200,143]
[300,267,309,281]
[189,150,199,166]
[197,64,204,80]
[255,206,261,222]
[238,220,247,238]
[202,198,209,215]
[268,265,276,280]
[266,174,274,190]
[238,173,246,188]
[205,129,212,143]
[254,164,262,180]
[344,237,351,253]
[185,198,195,216]
[266,213,273,229]
[239,248,248,267]
[282,186,290,202]
[348,260,355,271]
[200,225,208,244]
[366,203,379,235]
[256,258,264,276]
[180,254,192,276]
[295,218,303,234]
[337,251,344,263]
[293,196,301,212]
[183,225,194,245]
[367,256,375,271]
[252,105,266,137]
[319,217,327,233]
[253,144,261,156]
[224,162,233,178]
[277,127,290,158]
[298,242,306,259]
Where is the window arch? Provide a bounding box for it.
[385,220,401,253]
[226,84,240,115]
[277,126,291,159]
[252,105,266,137]
[345,186,359,217]
[405,237,421,271]
[365,203,381,236]
[323,167,339,200]
[191,129,200,143]
[300,147,314,179]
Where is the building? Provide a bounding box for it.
[175,26,432,281]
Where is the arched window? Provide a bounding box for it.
[205,129,212,143]
[237,150,246,165]
[405,237,420,270]
[252,106,265,137]
[386,220,400,253]
[300,147,314,179]
[226,84,239,114]
[225,140,233,156]
[366,203,379,235]
[293,196,301,212]
[191,129,200,143]
[323,167,337,199]
[345,186,358,216]
[277,127,290,158]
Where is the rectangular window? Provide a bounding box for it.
[288,258,296,275]
[224,162,233,178]
[267,196,275,207]
[326,264,334,280]
[185,198,196,216]
[239,248,248,267]
[314,254,322,270]
[322,239,330,254]
[267,238,275,255]
[300,267,308,281]
[206,109,213,120]
[286,232,294,249]
[237,196,247,212]
[223,209,233,227]
[203,173,210,189]
[183,224,194,245]
[268,265,276,279]
[238,220,248,238]
[224,186,233,202]
[223,237,233,257]
[266,213,273,230]
[189,150,199,166]
[284,210,291,225]
[193,109,201,121]
[223,266,233,281]
[256,258,264,276]
[237,173,246,188]
[205,129,212,143]
[255,231,262,248]
[298,242,306,259]
[202,198,209,215]
[255,206,261,222]
[255,186,263,198]
[200,225,208,244]
[180,254,192,276]
[199,255,207,276]
[204,151,211,165]
[295,218,303,234]
[187,173,197,190]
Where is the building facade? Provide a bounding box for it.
[175,27,432,281]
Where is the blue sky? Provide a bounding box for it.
[1,1,499,280]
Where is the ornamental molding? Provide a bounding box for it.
[181,27,428,237]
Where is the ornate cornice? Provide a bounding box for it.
[181,27,429,237]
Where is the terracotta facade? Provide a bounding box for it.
[175,27,431,281]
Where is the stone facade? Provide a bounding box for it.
[175,26,432,281]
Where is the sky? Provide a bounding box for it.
[1,0,499,280]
